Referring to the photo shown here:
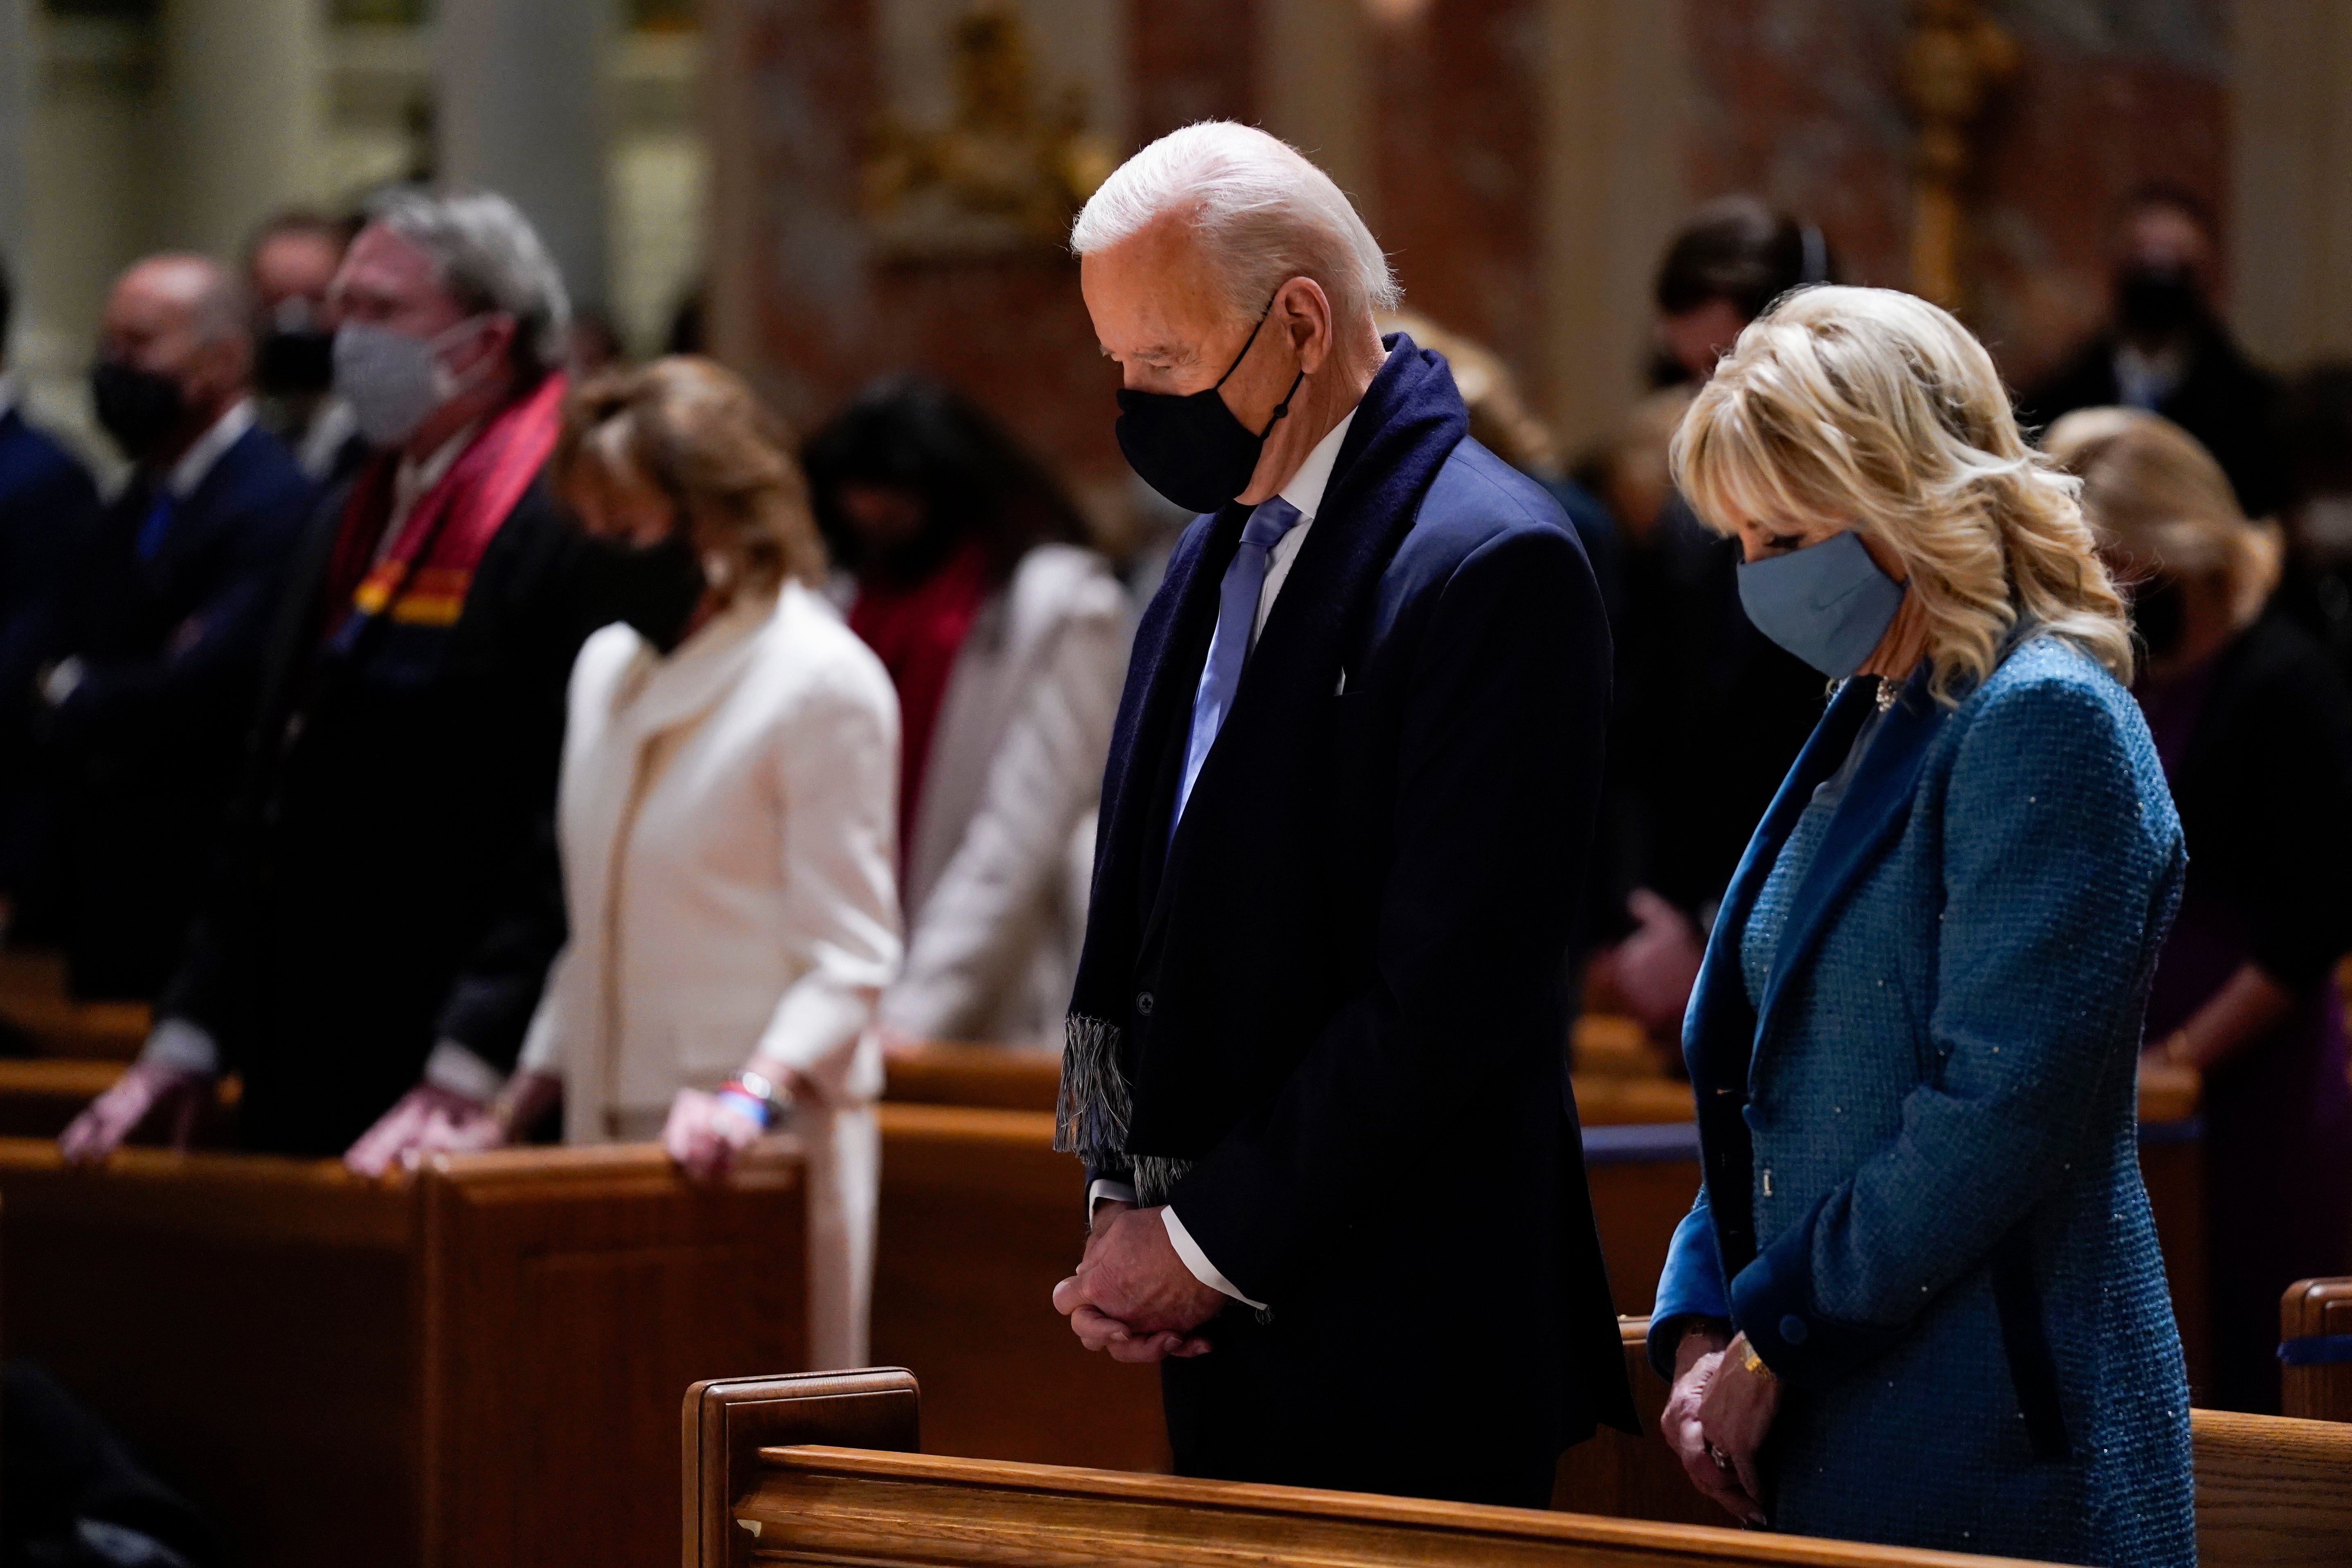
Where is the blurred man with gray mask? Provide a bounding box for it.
[63,190,614,1166]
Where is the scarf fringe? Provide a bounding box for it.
[1133,1156,1195,1207]
[1055,1013,1130,1162]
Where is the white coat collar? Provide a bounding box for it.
[606,586,782,741]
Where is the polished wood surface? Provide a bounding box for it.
[683,1370,922,1568]
[0,949,150,1058]
[0,1137,806,1568]
[873,1102,1169,1471]
[2280,1276,2352,1422]
[2191,1408,2352,1568]
[724,1435,2060,1567]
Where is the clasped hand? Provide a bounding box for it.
[1051,1200,1223,1363]
[1663,1324,1782,1526]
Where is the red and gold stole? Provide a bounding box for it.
[322,371,568,642]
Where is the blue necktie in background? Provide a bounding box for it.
[1168,496,1303,854]
[133,486,175,563]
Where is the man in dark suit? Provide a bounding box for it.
[61,190,604,1164]
[1049,122,1633,1507]
[2019,184,2285,519]
[0,257,101,921]
[43,254,311,1000]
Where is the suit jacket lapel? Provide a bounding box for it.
[1751,665,1951,1060]
[1684,674,1870,1087]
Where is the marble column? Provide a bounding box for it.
[1539,0,1689,456]
[157,0,327,259]
[435,0,617,312]
[2229,0,2352,368]
[0,0,27,284]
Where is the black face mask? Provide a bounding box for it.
[1113,302,1306,514]
[90,360,186,461]
[600,528,711,654]
[2131,573,2188,662]
[256,328,336,399]
[2115,263,2204,342]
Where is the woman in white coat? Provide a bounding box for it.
[383,357,901,1369]
[804,380,1126,1048]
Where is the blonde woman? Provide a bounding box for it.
[1647,288,2192,1566]
[2049,408,2352,1414]
[372,357,901,1370]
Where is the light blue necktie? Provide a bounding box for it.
[1168,496,1303,855]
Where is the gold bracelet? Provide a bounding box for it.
[1741,1341,1774,1379]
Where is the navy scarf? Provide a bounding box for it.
[1058,334,1470,1193]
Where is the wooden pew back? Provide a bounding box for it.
[872,1102,1168,1470]
[2280,1276,2352,1422]
[689,1369,2065,1568]
[0,1138,807,1568]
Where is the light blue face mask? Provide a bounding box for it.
[1735,529,1906,679]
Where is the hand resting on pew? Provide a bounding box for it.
[1052,1199,1218,1363]
[58,1058,206,1164]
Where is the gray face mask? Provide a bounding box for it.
[332,317,492,446]
[1736,528,1907,678]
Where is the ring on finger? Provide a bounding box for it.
[1704,1441,1734,1472]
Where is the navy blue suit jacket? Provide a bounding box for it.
[51,422,311,762]
[1069,340,1633,1503]
[0,408,99,892]
[46,422,310,997]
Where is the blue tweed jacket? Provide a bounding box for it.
[1651,635,2194,1567]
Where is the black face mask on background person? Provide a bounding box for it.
[2115,263,2204,343]
[599,527,712,654]
[89,360,187,461]
[256,328,336,399]
[2130,573,2189,663]
[1114,300,1307,514]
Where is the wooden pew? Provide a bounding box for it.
[0,948,151,1058]
[687,1367,2068,1568]
[2282,1276,2352,1422]
[1560,1319,2352,1568]
[872,1101,1169,1471]
[0,1137,806,1568]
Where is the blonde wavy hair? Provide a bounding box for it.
[2043,406,2282,632]
[1671,285,2133,701]
[555,356,827,594]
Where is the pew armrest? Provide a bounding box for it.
[683,1368,920,1568]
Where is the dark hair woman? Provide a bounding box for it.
[804,378,1128,1049]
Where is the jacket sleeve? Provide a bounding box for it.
[884,573,1128,1041]
[53,483,308,749]
[1648,1188,1733,1378]
[751,655,903,1107]
[1727,672,2183,1386]
[1161,522,1611,1303]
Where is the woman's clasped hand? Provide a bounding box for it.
[1663,1325,1780,1526]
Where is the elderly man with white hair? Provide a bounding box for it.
[63,189,619,1168]
[1049,122,1633,1504]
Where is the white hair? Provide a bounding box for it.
[365,187,571,384]
[1070,121,1398,327]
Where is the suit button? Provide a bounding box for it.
[1135,991,1155,1016]
[1779,1314,1809,1345]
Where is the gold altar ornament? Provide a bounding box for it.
[864,3,1118,260]
[1900,0,2019,312]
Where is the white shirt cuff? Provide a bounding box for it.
[1087,1178,1138,1216]
[139,1017,220,1078]
[1162,1206,1267,1310]
[422,1040,503,1104]
[41,657,84,708]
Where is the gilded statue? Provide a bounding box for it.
[1900,0,2018,311]
[865,3,1119,258]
